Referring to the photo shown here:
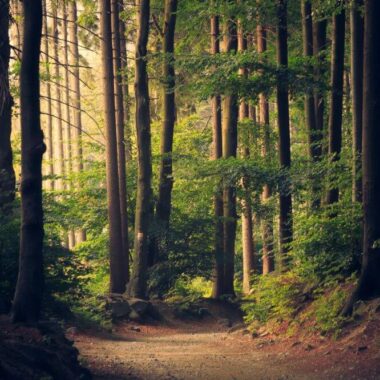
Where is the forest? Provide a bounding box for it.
[1,0,380,379]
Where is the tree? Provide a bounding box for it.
[222,16,238,295]
[0,0,15,211]
[112,0,130,281]
[257,24,275,275]
[276,0,292,268]
[210,13,225,299]
[11,0,45,323]
[351,0,364,203]
[100,0,128,293]
[154,0,178,264]
[343,0,380,314]
[127,0,153,299]
[326,1,345,205]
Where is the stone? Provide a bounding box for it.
[110,301,131,319]
[128,298,151,315]
[129,310,141,322]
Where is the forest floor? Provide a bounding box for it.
[73,300,380,380]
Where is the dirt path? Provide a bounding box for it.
[74,302,380,380]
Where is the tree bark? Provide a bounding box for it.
[351,0,364,203]
[155,0,178,263]
[100,0,129,293]
[11,0,45,323]
[0,0,15,211]
[127,0,152,299]
[210,14,224,299]
[222,18,238,295]
[326,1,346,205]
[276,0,293,269]
[343,0,380,315]
[112,0,130,282]
[256,24,275,275]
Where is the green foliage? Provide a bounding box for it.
[167,275,212,302]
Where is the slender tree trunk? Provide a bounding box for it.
[11,0,45,323]
[238,22,255,295]
[52,6,65,192]
[154,0,178,264]
[127,0,152,299]
[100,0,128,293]
[68,1,86,243]
[112,0,130,282]
[222,18,238,295]
[351,0,364,203]
[210,14,224,299]
[0,0,15,211]
[42,0,54,193]
[343,0,380,315]
[276,0,292,269]
[326,2,346,205]
[257,24,275,275]
[313,17,327,158]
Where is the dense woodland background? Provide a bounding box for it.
[1,0,380,338]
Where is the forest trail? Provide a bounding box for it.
[73,301,379,380]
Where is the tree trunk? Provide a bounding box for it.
[351,0,364,203]
[11,0,45,323]
[222,18,238,295]
[210,14,224,299]
[155,0,178,263]
[343,0,380,315]
[276,0,292,269]
[326,2,346,205]
[112,0,130,282]
[68,1,86,243]
[238,22,255,295]
[257,24,275,275]
[0,0,15,211]
[100,0,128,293]
[127,0,152,299]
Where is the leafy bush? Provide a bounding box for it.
[167,274,212,302]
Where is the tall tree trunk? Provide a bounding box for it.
[343,0,380,315]
[52,6,65,192]
[100,0,128,293]
[312,17,327,158]
[351,0,364,203]
[257,24,275,275]
[127,0,152,299]
[210,14,224,299]
[11,0,45,323]
[68,1,86,243]
[326,2,346,205]
[276,0,293,269]
[154,0,178,264]
[222,18,238,295]
[0,0,15,211]
[42,0,54,192]
[238,22,255,295]
[112,0,130,282]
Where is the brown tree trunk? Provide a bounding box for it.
[0,0,15,211]
[127,0,153,299]
[154,0,178,263]
[351,0,364,203]
[257,24,275,275]
[276,0,293,269]
[100,0,129,293]
[68,1,86,243]
[210,14,224,299]
[343,0,380,315]
[326,2,346,205]
[11,0,45,323]
[112,0,130,282]
[238,22,255,295]
[222,18,238,295]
